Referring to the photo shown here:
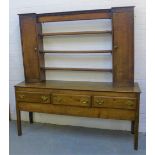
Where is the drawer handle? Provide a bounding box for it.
[127,101,133,106]
[34,47,37,51]
[19,94,24,99]
[96,100,104,105]
[81,100,88,104]
[41,96,49,102]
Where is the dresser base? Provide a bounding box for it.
[15,80,140,150]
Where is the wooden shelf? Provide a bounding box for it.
[40,67,112,72]
[40,50,112,54]
[40,30,112,36]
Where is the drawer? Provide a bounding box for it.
[93,96,136,109]
[16,91,51,103]
[52,94,91,107]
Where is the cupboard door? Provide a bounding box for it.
[112,7,134,86]
[19,14,45,82]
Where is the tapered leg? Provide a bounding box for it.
[29,112,33,124]
[131,121,135,134]
[16,109,22,136]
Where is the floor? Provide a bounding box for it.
[9,121,146,155]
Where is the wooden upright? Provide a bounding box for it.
[15,6,141,150]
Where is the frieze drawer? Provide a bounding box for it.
[93,96,136,109]
[52,94,91,107]
[16,92,51,103]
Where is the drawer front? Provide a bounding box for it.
[93,96,136,109]
[52,94,91,107]
[16,92,50,103]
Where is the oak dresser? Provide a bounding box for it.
[15,6,141,150]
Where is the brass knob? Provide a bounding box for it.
[19,94,24,99]
[34,47,37,51]
[114,45,118,49]
[41,96,48,102]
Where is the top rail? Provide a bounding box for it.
[37,9,112,23]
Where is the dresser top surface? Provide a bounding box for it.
[15,80,141,93]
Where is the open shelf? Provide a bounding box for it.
[40,30,112,36]
[40,50,112,54]
[40,67,112,72]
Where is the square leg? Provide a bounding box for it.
[131,121,135,134]
[134,117,139,150]
[16,109,22,136]
[29,112,33,124]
